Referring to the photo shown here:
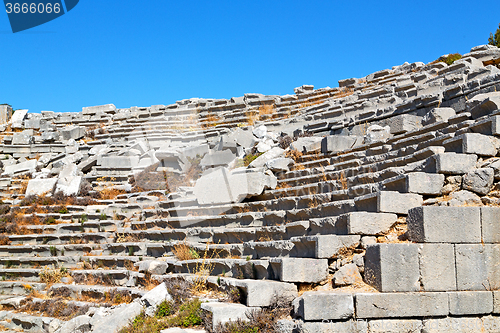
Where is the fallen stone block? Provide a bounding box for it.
[332,263,363,286]
[364,243,420,292]
[90,302,143,333]
[25,178,57,196]
[422,107,456,125]
[462,167,495,195]
[0,104,12,124]
[407,206,481,243]
[321,135,362,154]
[481,207,500,243]
[418,243,456,291]
[135,260,168,275]
[193,167,277,205]
[455,244,500,291]
[200,150,235,168]
[58,315,91,333]
[3,159,37,175]
[140,282,172,316]
[343,212,397,236]
[364,125,391,144]
[60,125,85,141]
[289,136,323,152]
[265,157,294,172]
[293,291,353,321]
[355,292,449,318]
[200,302,258,330]
[448,291,493,315]
[12,131,34,145]
[386,114,422,134]
[444,133,497,156]
[11,109,28,128]
[432,153,478,174]
[249,147,285,168]
[56,176,82,196]
[269,258,328,283]
[293,235,360,259]
[156,150,190,172]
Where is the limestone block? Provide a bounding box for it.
[448,291,493,315]
[221,279,297,307]
[344,212,397,236]
[293,291,353,321]
[377,191,423,215]
[455,244,500,291]
[60,125,85,141]
[422,107,456,125]
[406,172,445,195]
[364,243,420,292]
[355,292,449,318]
[433,153,478,174]
[265,158,294,172]
[494,290,500,314]
[422,317,486,333]
[463,168,495,195]
[11,109,28,128]
[3,159,37,175]
[90,302,143,333]
[249,147,285,168]
[200,302,257,330]
[418,243,456,291]
[12,131,33,145]
[200,150,235,168]
[364,125,391,144]
[369,319,422,333]
[482,207,500,243]
[0,105,12,124]
[332,263,363,286]
[407,206,481,243]
[386,114,422,134]
[269,258,328,283]
[444,133,497,156]
[467,91,500,119]
[57,315,91,333]
[321,135,362,154]
[289,136,323,153]
[300,321,368,333]
[25,178,57,196]
[82,104,116,115]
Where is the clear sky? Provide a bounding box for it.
[1,0,499,113]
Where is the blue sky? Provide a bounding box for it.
[0,0,499,113]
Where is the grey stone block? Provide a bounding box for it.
[406,172,445,195]
[468,91,500,119]
[355,292,449,318]
[12,131,33,145]
[377,191,423,215]
[200,302,257,330]
[300,321,368,333]
[433,153,478,174]
[58,315,91,333]
[386,114,422,134]
[292,291,354,321]
[3,159,37,175]
[448,291,493,315]
[455,244,500,291]
[463,168,495,195]
[269,258,328,283]
[82,104,116,115]
[422,317,485,333]
[482,207,500,243]
[422,107,456,125]
[368,319,422,333]
[25,178,57,196]
[265,158,294,172]
[332,263,362,286]
[482,316,500,333]
[11,109,28,128]
[407,206,481,243]
[249,147,285,168]
[290,136,323,152]
[300,235,360,259]
[0,104,12,124]
[344,212,397,236]
[364,125,391,144]
[364,243,420,292]
[221,279,297,307]
[91,302,143,333]
[60,125,85,141]
[321,135,362,154]
[200,150,235,168]
[418,243,456,291]
[444,133,497,156]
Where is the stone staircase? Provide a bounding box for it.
[0,44,499,332]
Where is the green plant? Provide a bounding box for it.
[49,246,57,256]
[58,207,68,214]
[44,217,56,225]
[168,299,202,327]
[5,260,12,268]
[155,300,174,318]
[80,214,88,223]
[243,152,264,167]
[128,246,135,256]
[489,23,500,47]
[437,53,462,65]
[100,213,107,220]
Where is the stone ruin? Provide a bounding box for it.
[0,44,499,332]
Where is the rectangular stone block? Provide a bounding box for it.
[406,172,445,195]
[3,159,37,175]
[299,235,360,259]
[60,125,85,141]
[455,244,500,291]
[433,153,478,174]
[293,291,353,321]
[364,243,420,292]
[407,206,481,243]
[448,291,493,315]
[222,279,297,307]
[377,191,423,215]
[422,317,486,333]
[0,105,12,124]
[25,179,58,196]
[355,292,449,318]
[418,243,456,291]
[82,104,116,115]
[481,207,500,243]
[345,212,397,236]
[386,114,422,134]
[200,302,258,330]
[443,133,497,156]
[368,319,422,333]
[494,290,500,314]
[321,135,362,154]
[269,258,328,283]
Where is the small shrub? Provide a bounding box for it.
[436,53,462,65]
[168,298,202,327]
[58,207,68,214]
[39,266,68,285]
[172,243,200,261]
[156,300,175,318]
[49,246,57,256]
[44,217,56,225]
[100,213,108,220]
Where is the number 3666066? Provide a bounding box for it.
[5,3,61,14]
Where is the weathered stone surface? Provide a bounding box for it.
[418,243,456,291]
[270,258,328,283]
[141,282,172,316]
[455,244,500,291]
[321,135,362,154]
[200,150,235,168]
[447,190,482,206]
[332,263,363,286]
[299,321,368,333]
[60,125,85,141]
[422,317,486,333]
[377,191,423,215]
[58,315,91,333]
[25,178,57,196]
[249,147,285,168]
[444,133,497,156]
[56,175,82,196]
[364,125,391,144]
[407,206,481,243]
[90,302,143,333]
[220,278,297,307]
[290,136,323,152]
[448,291,493,315]
[0,105,12,124]
[483,207,500,242]
[265,158,294,172]
[433,153,478,174]
[494,290,500,314]
[193,167,277,205]
[355,292,449,318]
[386,114,422,134]
[405,172,445,195]
[467,91,500,119]
[11,109,28,128]
[292,291,353,321]
[3,159,37,175]
[12,131,33,145]
[364,243,420,292]
[344,212,397,235]
[82,104,116,115]
[422,107,456,125]
[369,319,422,333]
[462,167,495,195]
[136,260,168,275]
[200,302,257,330]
